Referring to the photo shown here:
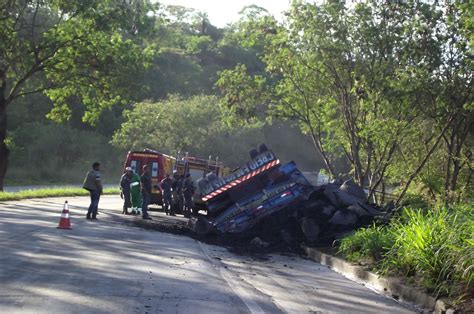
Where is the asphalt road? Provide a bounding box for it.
[0,196,413,313]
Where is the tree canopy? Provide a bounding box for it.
[2,1,472,205]
[217,1,473,204]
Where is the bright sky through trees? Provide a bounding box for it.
[158,0,291,27]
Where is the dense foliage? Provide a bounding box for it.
[338,204,473,302]
[1,0,156,188]
[217,2,473,205]
[4,1,322,186]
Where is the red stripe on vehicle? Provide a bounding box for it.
[203,159,282,201]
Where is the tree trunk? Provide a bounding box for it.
[0,63,8,191]
[308,126,336,178]
[395,114,455,206]
[0,97,8,192]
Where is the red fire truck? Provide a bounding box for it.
[123,149,229,205]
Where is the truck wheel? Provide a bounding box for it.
[197,178,209,192]
[258,143,268,153]
[194,217,214,235]
[205,172,217,182]
[249,148,258,159]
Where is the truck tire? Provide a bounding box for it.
[249,148,259,159]
[197,178,209,192]
[205,172,217,182]
[193,216,215,235]
[258,143,268,153]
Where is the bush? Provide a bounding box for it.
[382,204,473,297]
[338,224,394,264]
[7,122,123,184]
[338,203,473,299]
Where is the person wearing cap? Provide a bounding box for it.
[183,173,195,217]
[140,164,152,220]
[160,173,173,216]
[82,162,103,220]
[120,167,133,215]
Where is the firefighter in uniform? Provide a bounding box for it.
[160,174,173,216]
[171,170,180,214]
[183,173,195,217]
[120,167,133,214]
[176,174,185,215]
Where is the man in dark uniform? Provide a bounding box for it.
[176,174,185,215]
[140,165,152,220]
[183,173,195,217]
[160,174,173,216]
[120,167,133,215]
[171,170,180,214]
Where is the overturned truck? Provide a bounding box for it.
[192,145,384,243]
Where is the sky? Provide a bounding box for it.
[158,0,292,27]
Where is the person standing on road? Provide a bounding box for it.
[160,174,173,216]
[83,162,103,220]
[120,167,133,215]
[140,165,152,220]
[171,170,180,214]
[183,173,195,217]
[176,174,185,215]
[130,170,142,215]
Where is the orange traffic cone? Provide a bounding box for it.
[57,201,72,230]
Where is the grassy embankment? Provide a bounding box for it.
[0,188,119,201]
[337,203,473,308]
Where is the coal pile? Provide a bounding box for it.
[295,180,385,244]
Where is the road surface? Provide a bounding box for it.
[0,196,413,313]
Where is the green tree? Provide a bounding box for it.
[217,2,473,204]
[111,94,266,167]
[0,0,156,190]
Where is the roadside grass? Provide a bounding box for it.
[0,187,119,201]
[338,203,473,304]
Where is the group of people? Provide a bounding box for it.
[83,162,196,220]
[119,165,153,220]
[119,166,196,219]
[160,171,195,217]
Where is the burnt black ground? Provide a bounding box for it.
[123,208,331,256]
